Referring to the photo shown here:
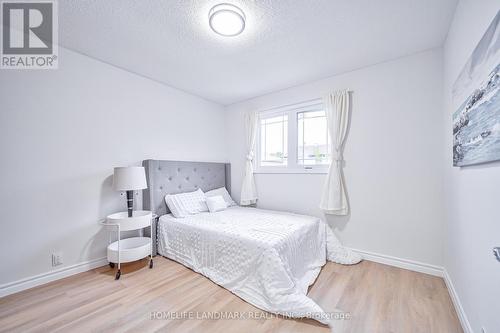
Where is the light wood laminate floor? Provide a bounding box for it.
[0,257,462,333]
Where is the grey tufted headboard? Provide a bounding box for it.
[142,159,231,255]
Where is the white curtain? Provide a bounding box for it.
[240,111,258,206]
[320,90,350,215]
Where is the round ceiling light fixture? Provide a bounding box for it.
[208,3,246,37]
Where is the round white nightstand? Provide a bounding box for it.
[101,210,154,280]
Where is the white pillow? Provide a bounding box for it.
[205,187,236,207]
[165,188,208,218]
[206,196,227,213]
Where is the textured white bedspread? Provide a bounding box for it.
[157,207,358,326]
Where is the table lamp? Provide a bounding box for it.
[112,166,147,217]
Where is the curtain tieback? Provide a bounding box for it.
[332,151,344,163]
[246,151,254,161]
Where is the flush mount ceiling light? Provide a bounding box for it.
[208,3,246,37]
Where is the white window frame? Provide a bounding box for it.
[255,99,330,174]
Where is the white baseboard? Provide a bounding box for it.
[351,248,471,333]
[352,248,444,277]
[443,270,473,333]
[0,257,108,298]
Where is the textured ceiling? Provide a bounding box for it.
[59,0,457,105]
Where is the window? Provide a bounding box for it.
[260,114,288,167]
[256,100,330,173]
[297,110,330,166]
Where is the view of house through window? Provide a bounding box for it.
[260,114,288,166]
[297,110,330,165]
[257,101,330,172]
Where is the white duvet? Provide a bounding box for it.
[157,206,361,328]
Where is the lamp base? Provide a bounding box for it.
[126,190,134,217]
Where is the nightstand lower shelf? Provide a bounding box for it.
[107,236,151,263]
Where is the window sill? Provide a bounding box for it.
[254,168,328,174]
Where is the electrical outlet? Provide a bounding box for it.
[52,252,63,267]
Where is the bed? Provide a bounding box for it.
[142,159,360,328]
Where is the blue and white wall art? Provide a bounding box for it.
[452,11,500,167]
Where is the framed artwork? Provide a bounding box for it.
[452,11,500,167]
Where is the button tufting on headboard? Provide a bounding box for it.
[143,159,231,216]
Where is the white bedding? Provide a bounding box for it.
[157,206,361,327]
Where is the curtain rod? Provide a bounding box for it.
[257,90,352,114]
[258,98,322,114]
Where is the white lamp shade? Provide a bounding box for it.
[112,166,147,191]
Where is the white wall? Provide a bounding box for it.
[226,49,445,266]
[443,1,500,332]
[0,47,227,286]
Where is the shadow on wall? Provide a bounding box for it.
[80,173,117,262]
[78,224,108,262]
[457,158,500,171]
[324,213,350,232]
[99,174,122,218]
